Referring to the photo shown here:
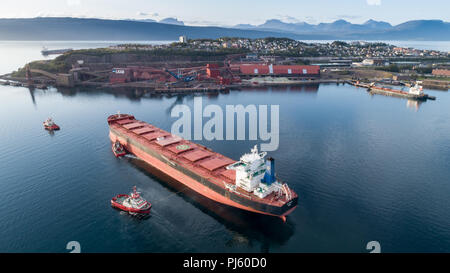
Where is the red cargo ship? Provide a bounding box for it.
[107,113,298,220]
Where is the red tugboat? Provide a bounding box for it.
[43,118,60,131]
[111,186,152,214]
[112,140,126,157]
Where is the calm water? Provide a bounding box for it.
[0,42,449,253]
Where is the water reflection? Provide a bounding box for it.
[406,99,424,111]
[28,87,36,106]
[289,84,320,93]
[127,156,295,252]
[0,82,324,111]
[166,95,186,114]
[53,86,227,101]
[49,84,319,101]
[247,84,319,94]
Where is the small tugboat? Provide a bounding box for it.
[43,118,60,131]
[111,186,152,214]
[112,140,126,157]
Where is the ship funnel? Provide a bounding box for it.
[262,157,276,185]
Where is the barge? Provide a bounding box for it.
[107,113,298,220]
[368,81,435,100]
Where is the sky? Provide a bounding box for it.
[0,0,448,26]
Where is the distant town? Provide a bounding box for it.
[1,36,449,93]
[110,37,448,59]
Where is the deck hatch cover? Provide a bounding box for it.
[116,119,134,125]
[123,122,144,130]
[133,127,156,135]
[182,150,212,162]
[167,143,194,154]
[156,136,182,147]
[142,131,170,141]
[200,157,235,171]
[220,169,236,180]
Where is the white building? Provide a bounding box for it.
[179,35,187,43]
[362,59,375,66]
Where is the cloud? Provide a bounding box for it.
[67,0,81,6]
[137,12,159,17]
[185,20,227,26]
[275,15,303,23]
[336,14,361,20]
[304,16,317,24]
[366,0,381,5]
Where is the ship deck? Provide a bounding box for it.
[109,115,296,207]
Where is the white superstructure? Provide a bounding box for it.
[227,145,290,199]
[409,81,424,95]
[43,117,55,127]
[123,186,148,210]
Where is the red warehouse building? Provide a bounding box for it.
[237,64,320,78]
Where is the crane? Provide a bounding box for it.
[164,68,196,82]
[223,54,246,83]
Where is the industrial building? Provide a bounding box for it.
[109,66,199,85]
[206,63,221,78]
[234,64,320,78]
[432,68,450,77]
[179,35,187,43]
[110,68,133,84]
[312,59,353,68]
[109,63,321,87]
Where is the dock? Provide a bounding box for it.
[345,80,371,88]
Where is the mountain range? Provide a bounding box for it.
[235,19,393,33]
[234,19,450,40]
[0,17,448,41]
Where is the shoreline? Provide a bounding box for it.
[0,75,346,94]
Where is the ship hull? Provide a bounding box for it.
[44,125,60,131]
[109,129,297,218]
[369,87,428,101]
